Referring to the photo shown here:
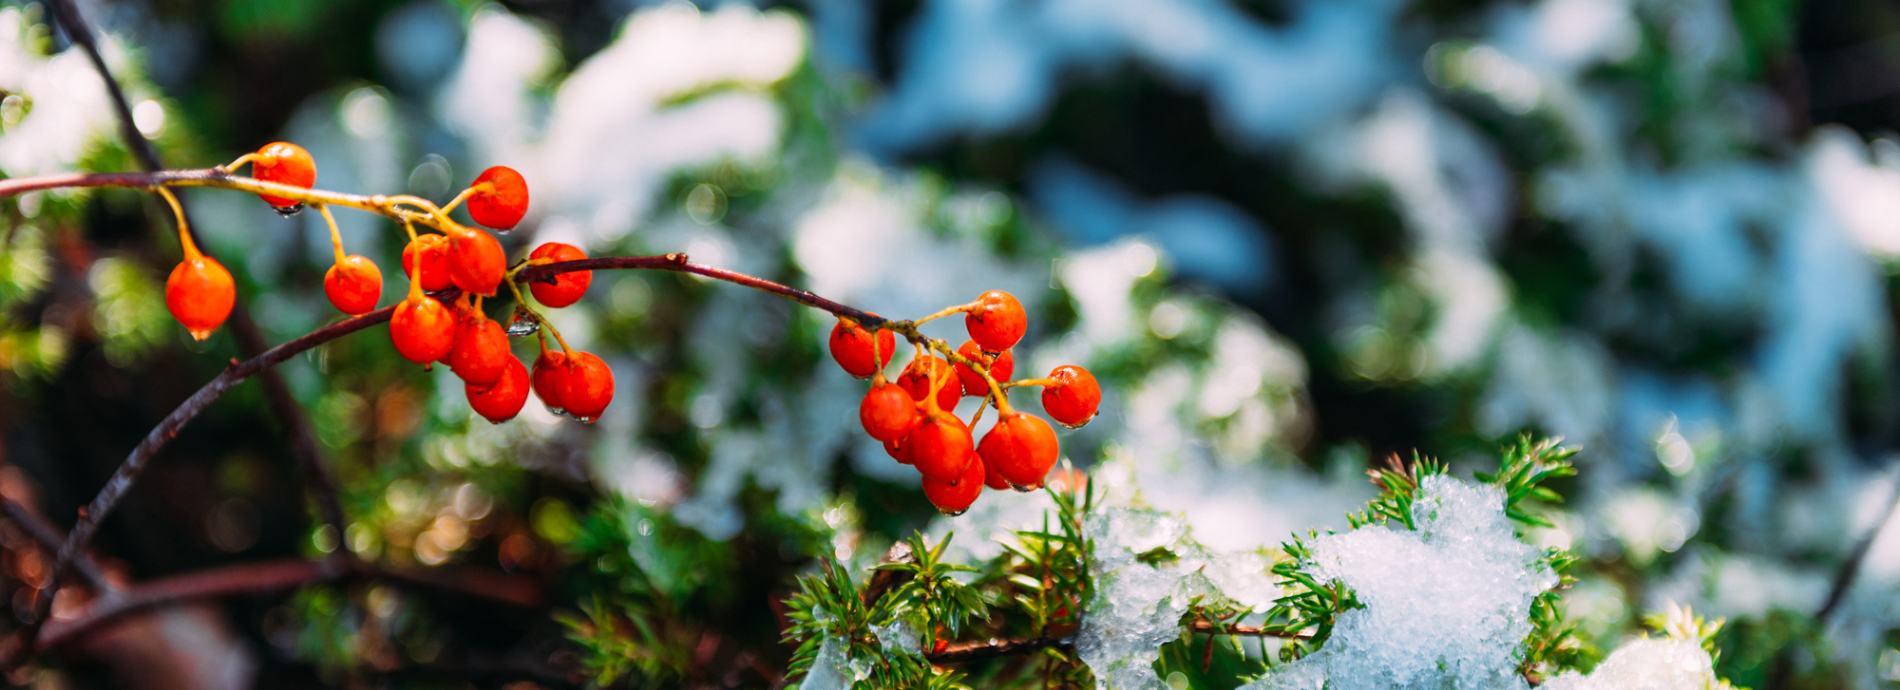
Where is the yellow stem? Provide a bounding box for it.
[154,186,197,260]
[1006,378,1060,389]
[318,204,345,266]
[914,302,975,326]
[402,221,423,303]
[219,152,260,174]
[506,276,573,355]
[439,185,480,215]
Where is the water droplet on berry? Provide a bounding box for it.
[575,415,598,424]
[273,203,305,217]
[505,316,541,337]
[1010,483,1042,493]
[940,508,968,517]
[544,405,570,418]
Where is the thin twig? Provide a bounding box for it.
[1817,465,1900,621]
[1186,619,1312,639]
[0,498,112,594]
[926,636,1071,664]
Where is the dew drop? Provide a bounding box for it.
[272,203,305,217]
[504,316,540,337]
[940,508,968,517]
[1010,483,1042,493]
[544,405,570,418]
[1058,413,1097,430]
[576,416,597,424]
[188,328,214,341]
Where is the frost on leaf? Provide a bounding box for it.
[1249,475,1557,690]
[1539,638,1716,690]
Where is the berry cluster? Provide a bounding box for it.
[160,143,616,424]
[832,291,1101,515]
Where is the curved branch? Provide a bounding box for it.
[926,636,1071,664]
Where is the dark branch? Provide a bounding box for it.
[515,255,881,328]
[0,498,112,594]
[1818,465,1900,621]
[926,636,1071,664]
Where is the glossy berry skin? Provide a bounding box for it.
[402,234,453,291]
[251,142,316,208]
[466,356,529,423]
[883,436,914,465]
[922,450,984,515]
[828,317,894,379]
[983,454,1012,490]
[898,356,960,413]
[908,414,973,483]
[561,351,615,422]
[446,315,511,388]
[859,383,920,442]
[165,255,236,341]
[323,255,382,316]
[447,225,506,296]
[531,350,570,413]
[965,290,1026,352]
[528,242,591,307]
[978,412,1060,489]
[467,166,530,230]
[390,297,457,364]
[954,340,1014,397]
[1040,365,1102,428]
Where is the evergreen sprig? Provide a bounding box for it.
[1476,434,1579,529]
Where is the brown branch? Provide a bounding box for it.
[31,556,541,652]
[1186,619,1312,639]
[926,636,1071,664]
[0,498,111,594]
[514,255,881,327]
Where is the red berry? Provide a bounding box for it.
[446,313,511,388]
[983,453,1011,490]
[528,242,590,308]
[884,435,914,465]
[561,351,615,422]
[402,234,453,291]
[953,340,1014,397]
[251,142,316,209]
[923,449,984,515]
[467,166,530,230]
[447,225,506,296]
[165,254,236,341]
[965,290,1026,352]
[859,383,920,442]
[466,356,530,423]
[390,296,457,364]
[323,255,382,316]
[898,356,960,412]
[977,412,1059,490]
[908,414,973,483]
[532,349,570,413]
[828,317,894,379]
[1040,365,1101,428]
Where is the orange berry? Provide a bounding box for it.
[923,449,984,515]
[908,414,973,483]
[447,225,506,296]
[828,316,894,378]
[445,314,511,388]
[531,349,570,413]
[251,142,316,209]
[965,290,1026,352]
[466,356,529,423]
[953,340,1014,397]
[860,382,920,442]
[898,356,960,413]
[528,242,591,307]
[323,255,382,316]
[977,412,1059,490]
[884,435,914,465]
[467,166,530,230]
[402,234,452,291]
[165,254,235,341]
[982,453,1011,490]
[390,296,457,364]
[1040,365,1101,428]
[560,351,615,422]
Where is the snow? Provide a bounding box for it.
[1244,475,1555,690]
[1540,638,1716,690]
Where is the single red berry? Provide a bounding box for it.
[402,234,453,291]
[532,349,570,413]
[828,317,894,379]
[251,142,316,209]
[859,382,920,442]
[898,356,960,412]
[323,255,382,316]
[466,356,530,423]
[908,414,973,483]
[965,290,1026,352]
[1040,365,1101,428]
[561,351,615,422]
[165,254,236,341]
[884,435,914,465]
[953,340,1014,397]
[390,296,457,364]
[977,412,1060,490]
[447,225,506,296]
[922,449,984,515]
[467,166,530,230]
[528,242,591,307]
[446,314,511,388]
